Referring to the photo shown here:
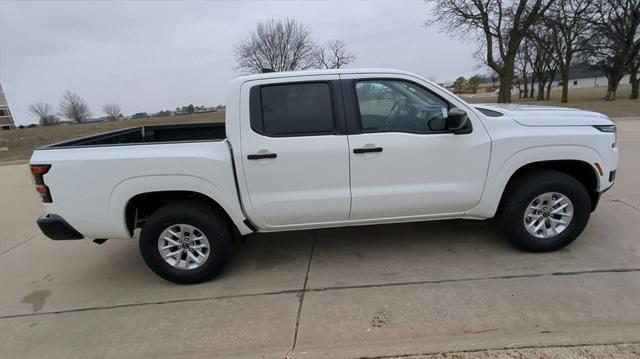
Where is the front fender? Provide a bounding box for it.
[466,145,603,218]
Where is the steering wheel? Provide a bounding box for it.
[385,100,401,131]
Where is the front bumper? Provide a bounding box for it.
[592,179,615,212]
[37,214,84,240]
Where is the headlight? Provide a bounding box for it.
[593,124,617,147]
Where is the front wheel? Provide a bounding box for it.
[498,170,591,252]
[139,201,231,284]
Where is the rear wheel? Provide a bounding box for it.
[498,170,591,252]
[139,201,230,284]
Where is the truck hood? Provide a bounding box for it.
[474,103,613,127]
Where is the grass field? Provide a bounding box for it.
[0,111,224,163]
[463,86,639,118]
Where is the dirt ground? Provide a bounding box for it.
[0,111,224,162]
[407,343,640,359]
[463,86,639,118]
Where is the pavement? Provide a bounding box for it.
[0,118,639,358]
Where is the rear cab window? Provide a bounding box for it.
[250,82,336,137]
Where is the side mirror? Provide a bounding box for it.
[446,108,469,132]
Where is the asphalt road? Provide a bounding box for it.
[0,118,639,358]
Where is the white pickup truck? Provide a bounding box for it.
[30,68,618,284]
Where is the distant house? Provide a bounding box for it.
[472,63,636,95]
[85,117,107,124]
[0,84,16,130]
[551,63,609,89]
[152,110,174,117]
[533,63,633,90]
[475,82,497,94]
[195,106,217,113]
[437,81,453,89]
[131,112,149,119]
[474,76,500,94]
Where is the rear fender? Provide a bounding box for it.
[110,175,252,237]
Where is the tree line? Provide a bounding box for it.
[452,75,484,94]
[426,0,640,103]
[28,90,121,126]
[27,94,226,127]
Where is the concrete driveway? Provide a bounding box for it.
[1,119,639,358]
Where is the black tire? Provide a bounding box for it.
[139,201,231,284]
[498,170,591,252]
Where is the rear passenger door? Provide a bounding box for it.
[239,75,351,228]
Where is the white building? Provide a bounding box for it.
[0,84,15,130]
[536,63,633,91]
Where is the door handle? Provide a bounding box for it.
[247,152,277,160]
[353,147,383,154]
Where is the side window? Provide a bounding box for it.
[354,80,450,134]
[252,82,335,136]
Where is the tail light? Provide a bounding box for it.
[30,165,52,203]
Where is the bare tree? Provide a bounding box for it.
[626,2,640,99]
[586,0,640,100]
[516,39,533,98]
[103,103,122,121]
[426,0,556,103]
[527,50,537,98]
[234,18,356,73]
[234,18,317,73]
[542,0,596,103]
[513,74,524,98]
[629,52,640,99]
[528,21,560,100]
[484,68,499,87]
[59,90,91,123]
[28,102,59,126]
[315,40,356,69]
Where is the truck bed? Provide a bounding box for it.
[39,123,226,149]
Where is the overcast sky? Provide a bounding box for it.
[0,0,478,125]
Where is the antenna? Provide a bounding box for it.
[261,68,275,73]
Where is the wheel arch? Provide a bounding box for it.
[497,160,600,214]
[111,175,253,237]
[124,190,237,236]
[467,145,604,219]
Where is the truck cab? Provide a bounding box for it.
[230,70,491,230]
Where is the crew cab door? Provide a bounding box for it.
[238,75,350,228]
[341,74,491,220]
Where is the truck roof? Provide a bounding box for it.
[230,68,416,84]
